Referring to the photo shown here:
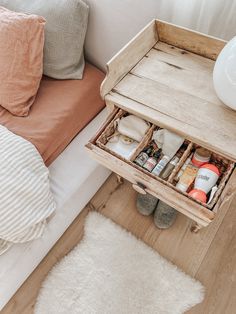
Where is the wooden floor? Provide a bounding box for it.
[2,174,236,314]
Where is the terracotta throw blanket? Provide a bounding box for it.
[0,126,56,255]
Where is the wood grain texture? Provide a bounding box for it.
[86,104,235,227]
[106,91,236,163]
[156,20,226,60]
[3,174,235,314]
[213,168,236,214]
[101,23,235,161]
[189,197,236,314]
[86,142,214,226]
[102,20,235,160]
[133,42,221,105]
[100,19,158,99]
[113,71,236,162]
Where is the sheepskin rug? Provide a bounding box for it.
[35,212,204,314]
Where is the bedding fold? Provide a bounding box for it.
[0,125,56,255]
[0,63,105,166]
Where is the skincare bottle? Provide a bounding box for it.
[143,149,162,172]
[160,146,186,180]
[191,148,211,167]
[188,164,220,203]
[143,157,158,172]
[152,155,171,176]
[134,146,153,167]
[160,155,180,180]
[176,153,193,180]
[176,164,198,192]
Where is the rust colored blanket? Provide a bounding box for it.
[0,63,105,166]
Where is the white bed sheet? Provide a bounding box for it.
[0,109,111,310]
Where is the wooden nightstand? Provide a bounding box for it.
[86,20,236,232]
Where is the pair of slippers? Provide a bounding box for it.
[136,194,177,229]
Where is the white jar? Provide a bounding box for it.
[213,36,236,110]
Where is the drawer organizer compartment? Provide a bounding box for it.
[171,145,235,210]
[87,108,235,222]
[87,19,236,229]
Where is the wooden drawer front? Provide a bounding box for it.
[86,108,236,228]
[86,142,215,226]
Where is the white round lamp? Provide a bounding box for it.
[213,36,236,110]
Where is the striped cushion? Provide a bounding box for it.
[0,125,56,255]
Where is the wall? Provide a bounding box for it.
[84,0,236,70]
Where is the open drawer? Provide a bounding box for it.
[86,107,236,229]
[86,19,236,230]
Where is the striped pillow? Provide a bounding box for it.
[0,125,56,255]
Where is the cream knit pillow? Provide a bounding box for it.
[0,0,89,79]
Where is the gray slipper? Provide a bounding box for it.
[154,200,177,229]
[136,193,159,216]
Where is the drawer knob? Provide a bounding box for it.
[132,182,147,194]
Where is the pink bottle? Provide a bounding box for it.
[188,164,220,203]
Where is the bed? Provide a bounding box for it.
[0,63,111,310]
[0,0,160,307]
[0,62,105,166]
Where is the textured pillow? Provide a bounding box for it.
[0,0,89,79]
[0,7,45,117]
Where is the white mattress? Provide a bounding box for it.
[0,109,111,310]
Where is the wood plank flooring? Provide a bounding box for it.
[2,174,236,314]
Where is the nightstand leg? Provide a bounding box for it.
[116,174,124,185]
[190,222,203,233]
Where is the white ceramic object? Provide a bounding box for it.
[194,166,219,194]
[213,36,236,110]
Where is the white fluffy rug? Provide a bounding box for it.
[35,212,204,314]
